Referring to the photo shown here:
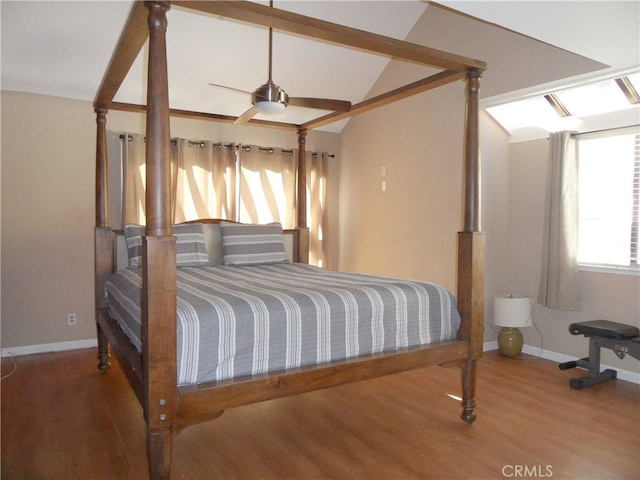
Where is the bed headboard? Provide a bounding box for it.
[113,221,299,271]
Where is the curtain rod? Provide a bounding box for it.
[570,124,639,137]
[118,134,336,157]
[188,141,235,150]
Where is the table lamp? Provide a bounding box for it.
[493,294,533,358]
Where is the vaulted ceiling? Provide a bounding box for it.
[2,1,638,132]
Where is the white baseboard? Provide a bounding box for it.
[483,341,640,385]
[1,339,98,358]
[483,340,498,352]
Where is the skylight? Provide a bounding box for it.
[554,78,632,116]
[487,97,561,132]
[485,72,640,140]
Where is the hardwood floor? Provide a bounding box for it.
[2,348,638,479]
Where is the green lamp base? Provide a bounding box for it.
[498,327,524,358]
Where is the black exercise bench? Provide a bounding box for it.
[558,320,640,389]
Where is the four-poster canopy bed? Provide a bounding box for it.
[93,2,487,479]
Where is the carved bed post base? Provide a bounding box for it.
[456,230,485,425]
[95,224,114,372]
[460,358,477,424]
[97,325,111,371]
[148,428,173,480]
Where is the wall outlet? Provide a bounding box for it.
[67,313,77,326]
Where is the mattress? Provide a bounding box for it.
[105,263,461,386]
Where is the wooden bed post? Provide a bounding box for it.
[142,2,176,480]
[95,107,109,229]
[297,128,310,263]
[94,106,112,371]
[457,68,485,424]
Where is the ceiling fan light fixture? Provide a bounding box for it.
[254,100,286,115]
[252,79,288,115]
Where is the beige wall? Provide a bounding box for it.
[339,84,511,345]
[0,90,341,351]
[2,92,97,348]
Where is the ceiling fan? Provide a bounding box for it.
[209,1,351,125]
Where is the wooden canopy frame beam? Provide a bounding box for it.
[93,0,486,128]
[172,1,486,71]
[94,2,149,108]
[104,68,466,131]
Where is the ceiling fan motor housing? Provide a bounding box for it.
[252,79,289,111]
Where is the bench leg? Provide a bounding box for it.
[559,358,586,370]
[566,337,618,389]
[570,369,617,389]
[587,337,601,376]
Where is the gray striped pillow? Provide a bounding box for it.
[220,221,287,266]
[124,223,210,268]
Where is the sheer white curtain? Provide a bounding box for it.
[538,131,582,310]
[114,133,328,265]
[172,140,237,223]
[121,133,147,226]
[307,151,328,267]
[238,145,297,228]
[118,135,237,225]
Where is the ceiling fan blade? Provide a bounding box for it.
[208,83,252,95]
[234,106,258,125]
[288,97,351,112]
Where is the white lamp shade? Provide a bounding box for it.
[493,294,533,328]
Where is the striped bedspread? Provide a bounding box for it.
[105,263,461,386]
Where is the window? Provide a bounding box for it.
[577,129,639,270]
[114,134,330,266]
[482,71,640,273]
[237,146,297,228]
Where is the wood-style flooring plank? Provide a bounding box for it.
[2,349,639,479]
[1,352,93,480]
